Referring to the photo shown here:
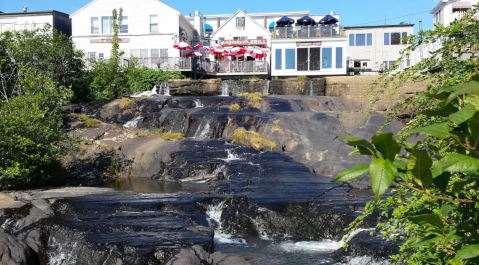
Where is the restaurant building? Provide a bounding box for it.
[0,8,71,36]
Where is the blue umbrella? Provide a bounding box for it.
[318,15,338,25]
[276,16,295,27]
[296,16,316,26]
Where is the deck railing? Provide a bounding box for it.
[272,25,345,39]
[193,60,269,74]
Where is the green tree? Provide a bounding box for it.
[333,7,479,264]
[0,25,78,189]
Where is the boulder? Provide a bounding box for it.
[0,231,38,265]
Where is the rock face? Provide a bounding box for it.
[0,231,39,265]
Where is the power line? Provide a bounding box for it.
[353,10,430,25]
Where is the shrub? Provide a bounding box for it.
[118,97,133,110]
[241,78,248,84]
[296,75,307,82]
[230,103,241,112]
[231,127,276,151]
[161,132,185,141]
[66,113,88,121]
[238,92,263,109]
[84,119,102,128]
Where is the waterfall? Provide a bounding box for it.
[206,201,247,245]
[194,99,204,108]
[222,149,243,161]
[129,85,158,98]
[262,80,270,95]
[164,82,171,96]
[220,82,229,96]
[123,116,143,128]
[309,81,313,96]
[194,121,211,138]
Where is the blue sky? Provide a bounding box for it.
[1,0,439,32]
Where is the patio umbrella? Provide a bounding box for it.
[250,49,267,59]
[318,15,338,25]
[297,16,316,26]
[194,44,204,50]
[173,41,192,50]
[186,51,203,57]
[229,47,247,55]
[210,46,225,55]
[276,16,295,27]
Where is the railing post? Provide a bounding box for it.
[330,26,333,37]
[319,27,322,37]
[308,26,310,38]
[341,26,344,36]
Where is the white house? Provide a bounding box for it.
[70,0,196,69]
[431,0,479,27]
[0,9,71,36]
[344,24,414,73]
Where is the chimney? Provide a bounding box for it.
[23,6,28,12]
[419,20,422,30]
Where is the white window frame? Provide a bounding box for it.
[150,15,158,32]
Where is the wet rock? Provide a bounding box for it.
[64,150,116,186]
[0,231,39,265]
[331,230,398,263]
[166,249,201,265]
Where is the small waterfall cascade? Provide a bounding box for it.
[308,81,314,96]
[194,119,212,138]
[223,149,243,161]
[193,99,204,108]
[262,80,270,95]
[156,82,170,96]
[220,82,229,96]
[129,85,158,98]
[206,201,247,244]
[163,82,171,96]
[123,116,143,128]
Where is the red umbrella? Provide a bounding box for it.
[194,44,204,50]
[230,47,247,54]
[210,46,225,55]
[186,51,203,57]
[173,41,192,50]
[250,49,267,59]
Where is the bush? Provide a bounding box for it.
[230,103,241,112]
[232,127,276,151]
[66,113,88,121]
[296,75,307,82]
[84,119,102,128]
[161,132,185,141]
[237,92,263,108]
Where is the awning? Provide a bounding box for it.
[452,1,472,9]
[205,24,213,31]
[268,21,275,28]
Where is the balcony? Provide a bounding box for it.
[272,25,345,39]
[192,60,269,76]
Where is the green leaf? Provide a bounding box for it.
[406,149,433,189]
[407,123,451,139]
[370,157,397,202]
[435,153,479,175]
[446,76,479,105]
[331,164,369,183]
[407,213,444,229]
[453,244,479,261]
[452,179,476,197]
[449,103,477,124]
[410,234,441,249]
[468,113,479,148]
[440,204,454,216]
[371,133,401,161]
[465,94,479,110]
[336,136,377,156]
[433,172,451,193]
[420,103,458,117]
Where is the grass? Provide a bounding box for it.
[241,78,248,84]
[296,75,307,82]
[119,97,133,110]
[135,130,153,137]
[232,127,276,151]
[237,92,263,109]
[83,119,102,128]
[250,76,259,81]
[160,132,185,141]
[66,113,88,121]
[230,103,241,112]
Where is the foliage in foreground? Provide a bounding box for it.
[0,25,77,189]
[333,8,479,264]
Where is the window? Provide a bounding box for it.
[285,49,295,70]
[275,49,282,70]
[384,33,390,45]
[130,49,139,58]
[257,36,263,39]
[402,32,407,44]
[367,33,372,46]
[391,32,401,45]
[349,34,354,46]
[160,49,168,58]
[336,47,343,68]
[120,16,128,33]
[151,49,159,59]
[150,15,158,32]
[309,48,321,71]
[322,48,332,69]
[99,53,104,59]
[101,16,112,34]
[88,52,96,59]
[219,37,225,41]
[297,48,308,71]
[356,34,366,46]
[91,17,99,34]
[236,17,245,28]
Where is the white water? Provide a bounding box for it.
[262,80,270,95]
[222,149,243,161]
[194,99,204,108]
[194,121,211,138]
[220,82,229,96]
[163,82,171,96]
[206,202,247,245]
[123,116,143,128]
[309,81,314,96]
[130,85,157,98]
[344,256,389,265]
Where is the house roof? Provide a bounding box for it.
[70,0,180,18]
[210,9,271,37]
[202,11,310,19]
[344,24,415,29]
[0,10,70,17]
